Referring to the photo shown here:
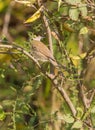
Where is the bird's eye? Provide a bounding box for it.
[32,46,36,50]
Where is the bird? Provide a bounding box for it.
[31,40,58,67]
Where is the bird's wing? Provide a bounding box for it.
[32,40,55,60]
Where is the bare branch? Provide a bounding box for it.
[37,0,53,55]
[55,85,77,116]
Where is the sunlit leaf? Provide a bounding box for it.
[70,54,80,67]
[63,114,74,123]
[79,5,87,17]
[1,73,5,78]
[0,0,11,12]
[70,54,80,60]
[24,6,43,23]
[69,52,86,67]
[76,107,83,119]
[2,100,14,107]
[23,85,32,93]
[79,52,86,58]
[65,0,81,5]
[91,106,95,113]
[0,105,6,121]
[0,1,4,12]
[58,0,62,11]
[69,53,86,67]
[71,120,83,129]
[69,8,79,21]
[79,27,88,34]
[66,33,79,55]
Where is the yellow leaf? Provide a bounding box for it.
[79,27,88,34]
[24,6,43,23]
[63,23,74,32]
[70,53,86,67]
[70,54,80,67]
[0,48,19,65]
[70,54,80,60]
[0,54,11,65]
[66,33,79,55]
[79,52,86,59]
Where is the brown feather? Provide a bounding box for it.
[31,40,58,67]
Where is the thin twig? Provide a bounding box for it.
[37,0,55,76]
[89,89,95,105]
[0,51,20,54]
[0,44,76,116]
[79,84,89,109]
[37,0,53,55]
[2,1,15,42]
[0,44,41,68]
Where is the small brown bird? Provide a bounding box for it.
[31,40,58,67]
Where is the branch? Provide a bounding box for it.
[2,1,15,42]
[80,84,89,109]
[56,85,77,116]
[0,44,41,68]
[89,89,95,104]
[37,0,53,55]
[0,43,76,116]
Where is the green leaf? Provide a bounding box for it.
[76,107,84,119]
[71,120,83,129]
[2,100,15,107]
[69,54,80,67]
[91,106,95,113]
[58,0,62,11]
[66,33,79,55]
[21,104,30,114]
[63,114,74,123]
[65,0,81,5]
[79,5,87,17]
[69,8,79,21]
[45,1,57,11]
[0,105,6,121]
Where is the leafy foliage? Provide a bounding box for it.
[0,0,95,129]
